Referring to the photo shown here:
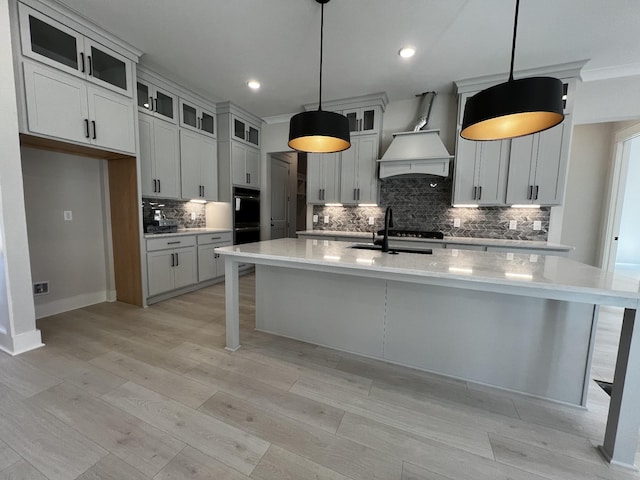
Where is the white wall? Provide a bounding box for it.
[21,147,112,318]
[0,0,41,354]
[560,124,614,266]
[616,136,640,265]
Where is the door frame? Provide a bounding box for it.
[601,121,640,271]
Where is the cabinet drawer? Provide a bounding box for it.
[146,235,196,251]
[197,232,232,245]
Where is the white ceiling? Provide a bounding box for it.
[55,0,640,119]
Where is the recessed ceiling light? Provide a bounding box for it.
[399,47,415,58]
[248,80,261,90]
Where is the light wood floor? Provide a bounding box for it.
[0,275,638,480]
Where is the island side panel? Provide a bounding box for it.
[384,281,597,405]
[224,258,240,351]
[255,265,387,358]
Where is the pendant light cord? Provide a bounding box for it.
[318,2,324,110]
[509,0,520,82]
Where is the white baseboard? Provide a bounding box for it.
[35,291,108,319]
[0,329,43,356]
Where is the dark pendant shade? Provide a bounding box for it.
[288,109,351,153]
[461,76,564,141]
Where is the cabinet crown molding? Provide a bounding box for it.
[216,101,262,126]
[304,92,389,113]
[455,60,588,94]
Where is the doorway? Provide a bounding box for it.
[270,154,291,240]
[602,122,640,280]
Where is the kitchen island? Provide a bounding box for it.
[216,238,640,469]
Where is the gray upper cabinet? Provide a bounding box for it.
[453,136,509,205]
[180,98,216,137]
[506,120,570,206]
[233,116,260,147]
[19,3,133,97]
[343,106,381,136]
[137,79,178,123]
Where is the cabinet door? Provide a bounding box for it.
[506,135,537,204]
[452,136,479,204]
[322,153,340,203]
[84,38,132,97]
[87,86,135,154]
[153,119,181,199]
[147,251,174,296]
[343,107,379,136]
[138,81,177,123]
[173,247,197,289]
[19,4,83,79]
[197,245,217,282]
[138,115,155,196]
[200,137,218,200]
[354,135,378,204]
[340,145,358,203]
[476,140,508,205]
[532,122,566,205]
[180,129,203,199]
[307,154,323,203]
[23,62,90,145]
[245,146,260,188]
[231,142,247,186]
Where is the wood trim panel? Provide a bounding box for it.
[108,156,143,306]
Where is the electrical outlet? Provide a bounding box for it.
[530,254,539,263]
[533,220,542,231]
[191,212,196,220]
[368,216,375,225]
[453,218,461,228]
[509,220,517,230]
[312,214,318,223]
[506,252,514,261]
[323,215,329,224]
[64,210,72,221]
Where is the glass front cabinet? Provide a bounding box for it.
[233,116,260,147]
[180,99,216,137]
[343,106,380,136]
[19,3,133,97]
[137,80,178,123]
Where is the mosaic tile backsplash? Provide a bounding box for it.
[312,177,550,241]
[142,198,206,228]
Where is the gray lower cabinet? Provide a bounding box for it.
[146,235,197,297]
[197,232,232,282]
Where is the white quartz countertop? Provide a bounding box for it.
[295,230,573,252]
[144,228,231,239]
[217,238,640,307]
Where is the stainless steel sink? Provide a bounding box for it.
[349,243,432,255]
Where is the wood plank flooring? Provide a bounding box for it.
[0,274,638,479]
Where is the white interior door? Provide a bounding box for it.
[270,157,290,239]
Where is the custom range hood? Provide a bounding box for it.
[378,91,453,179]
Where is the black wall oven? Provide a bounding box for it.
[233,187,260,244]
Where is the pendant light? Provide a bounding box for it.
[460,0,564,141]
[288,0,351,153]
